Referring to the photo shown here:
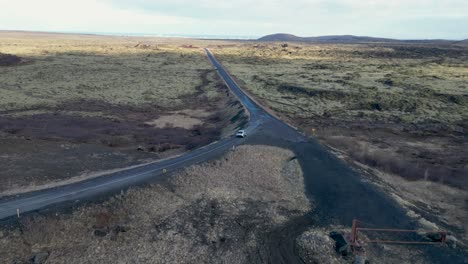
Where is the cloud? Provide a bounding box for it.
[0,0,467,39]
[106,0,468,19]
[0,0,193,33]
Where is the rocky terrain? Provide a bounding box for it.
[211,42,468,241]
[0,32,247,194]
[0,146,310,263]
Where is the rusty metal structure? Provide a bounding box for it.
[350,219,447,248]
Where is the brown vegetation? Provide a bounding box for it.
[0,32,247,193]
[211,42,468,240]
[211,43,468,187]
[0,145,310,263]
[296,227,429,264]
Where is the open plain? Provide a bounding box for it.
[211,42,468,240]
[0,32,247,194]
[0,32,466,263]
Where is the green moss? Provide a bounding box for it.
[212,43,468,126]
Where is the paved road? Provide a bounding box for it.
[0,49,274,220]
[207,49,463,263]
[0,49,464,263]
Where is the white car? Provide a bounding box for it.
[235,130,247,138]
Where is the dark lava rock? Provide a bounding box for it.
[354,254,367,264]
[370,103,382,111]
[425,232,445,242]
[0,53,21,66]
[109,225,129,240]
[329,231,350,256]
[29,252,49,264]
[11,258,24,264]
[114,225,128,233]
[379,78,394,86]
[93,228,108,237]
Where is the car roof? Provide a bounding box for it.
[237,130,245,132]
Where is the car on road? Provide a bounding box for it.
[236,130,246,138]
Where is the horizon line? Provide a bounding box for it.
[1,29,466,41]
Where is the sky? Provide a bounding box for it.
[1,0,467,39]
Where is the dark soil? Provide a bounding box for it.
[277,85,348,99]
[244,123,466,264]
[342,44,468,59]
[0,110,219,149]
[0,70,246,192]
[293,116,468,190]
[0,53,22,66]
[0,99,220,192]
[0,138,155,192]
[236,71,467,190]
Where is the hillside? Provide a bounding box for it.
[258,33,395,43]
[258,33,458,44]
[257,33,306,42]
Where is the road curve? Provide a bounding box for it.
[207,50,463,263]
[0,49,464,263]
[0,49,270,220]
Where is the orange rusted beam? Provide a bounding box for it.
[352,219,447,245]
[357,228,442,233]
[367,240,444,245]
[351,219,358,244]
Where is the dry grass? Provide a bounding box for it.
[296,228,345,264]
[212,44,467,124]
[0,145,310,263]
[296,226,429,264]
[355,161,468,241]
[211,42,468,243]
[0,32,248,193]
[211,44,468,186]
[145,113,203,129]
[0,32,219,112]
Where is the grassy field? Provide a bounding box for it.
[212,43,467,126]
[0,145,310,263]
[0,32,218,111]
[211,42,468,239]
[0,34,463,262]
[0,32,247,193]
[0,145,427,263]
[212,43,467,186]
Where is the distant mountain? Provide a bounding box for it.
[307,35,395,43]
[258,33,306,42]
[258,33,458,44]
[258,33,395,43]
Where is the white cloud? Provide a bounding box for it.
[0,0,193,33]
